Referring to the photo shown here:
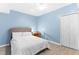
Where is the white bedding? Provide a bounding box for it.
[11,36,48,55]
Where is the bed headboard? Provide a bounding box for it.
[10,27,31,32]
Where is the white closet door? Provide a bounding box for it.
[60,15,70,47]
[60,13,79,49]
[68,14,79,49]
[73,14,79,50]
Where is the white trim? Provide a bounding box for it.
[47,40,61,45]
[0,44,9,48]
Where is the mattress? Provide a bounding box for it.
[11,36,48,55]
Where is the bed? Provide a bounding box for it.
[10,28,48,55]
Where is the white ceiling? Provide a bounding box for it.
[0,3,71,16]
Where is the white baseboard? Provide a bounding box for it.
[0,44,9,48]
[47,40,61,45]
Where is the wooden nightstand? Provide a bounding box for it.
[32,32,41,37]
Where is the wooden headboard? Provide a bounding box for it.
[10,27,31,32]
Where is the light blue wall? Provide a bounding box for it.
[37,3,78,43]
[10,10,37,32]
[0,10,37,45]
[0,13,11,45]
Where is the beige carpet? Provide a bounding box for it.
[39,43,79,55]
[0,42,79,55]
[0,46,11,55]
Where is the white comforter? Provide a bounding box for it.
[11,36,48,55]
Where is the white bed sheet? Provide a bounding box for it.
[11,36,48,55]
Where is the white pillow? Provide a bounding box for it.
[12,32,32,38]
[12,32,23,38]
[22,32,32,36]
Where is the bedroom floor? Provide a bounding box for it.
[0,43,79,55]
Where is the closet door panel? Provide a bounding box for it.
[60,15,70,47]
[68,14,77,49]
[69,14,79,49]
[74,14,79,50]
